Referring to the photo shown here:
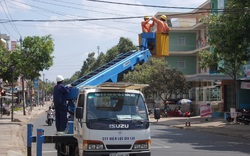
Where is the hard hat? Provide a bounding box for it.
[56,75,64,82]
[144,16,150,19]
[160,15,167,21]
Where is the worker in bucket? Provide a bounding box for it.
[53,75,69,133]
[151,15,170,34]
[141,16,154,33]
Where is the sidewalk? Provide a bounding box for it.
[1,108,250,156]
[0,102,50,156]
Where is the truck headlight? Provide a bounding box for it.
[83,140,104,150]
[133,140,151,149]
[87,144,104,150]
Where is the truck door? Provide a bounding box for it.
[74,94,85,151]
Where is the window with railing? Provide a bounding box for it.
[198,88,203,101]
[178,36,186,46]
[206,87,221,101]
[178,59,185,69]
[189,88,196,100]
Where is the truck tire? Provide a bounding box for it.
[74,145,79,156]
[56,143,66,156]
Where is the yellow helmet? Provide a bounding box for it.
[160,15,167,21]
[144,16,150,20]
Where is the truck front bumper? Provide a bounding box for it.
[82,150,151,156]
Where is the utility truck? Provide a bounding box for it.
[27,32,169,156]
[72,82,158,156]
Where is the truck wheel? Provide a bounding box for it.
[74,146,79,156]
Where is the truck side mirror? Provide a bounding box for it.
[75,107,83,119]
[154,108,161,120]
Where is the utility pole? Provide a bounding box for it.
[45,78,48,102]
[97,46,100,56]
[42,74,45,106]
[19,36,26,115]
[11,67,14,122]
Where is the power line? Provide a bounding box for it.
[49,0,138,16]
[0,16,144,23]
[86,0,250,12]
[1,0,21,36]
[27,0,130,17]
[0,1,21,39]
[86,0,219,10]
[7,0,138,34]
[0,8,216,24]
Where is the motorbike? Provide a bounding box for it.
[240,114,250,125]
[46,111,54,126]
[226,109,250,125]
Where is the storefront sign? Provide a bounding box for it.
[241,82,250,89]
[230,108,237,118]
[243,64,250,77]
[200,103,212,117]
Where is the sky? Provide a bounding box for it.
[0,0,207,82]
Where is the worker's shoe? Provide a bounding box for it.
[56,131,67,135]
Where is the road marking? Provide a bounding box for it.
[151,141,172,149]
[151,146,171,149]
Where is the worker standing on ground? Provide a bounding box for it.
[151,15,170,33]
[53,75,69,133]
[141,16,154,33]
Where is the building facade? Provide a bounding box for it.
[155,0,239,116]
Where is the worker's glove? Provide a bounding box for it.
[65,84,71,88]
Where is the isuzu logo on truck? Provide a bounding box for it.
[109,124,129,129]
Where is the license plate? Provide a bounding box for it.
[109,153,129,156]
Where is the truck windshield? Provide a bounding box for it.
[86,92,148,122]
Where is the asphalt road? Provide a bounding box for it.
[22,112,250,156]
[150,124,250,156]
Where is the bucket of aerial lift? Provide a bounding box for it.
[65,87,79,100]
[139,32,169,57]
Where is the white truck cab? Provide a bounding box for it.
[74,83,159,156]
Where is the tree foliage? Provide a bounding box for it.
[117,37,137,53]
[0,43,19,82]
[75,37,136,80]
[198,0,250,107]
[79,52,96,77]
[199,0,250,77]
[123,58,191,103]
[105,46,119,63]
[17,35,54,80]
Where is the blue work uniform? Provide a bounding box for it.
[53,83,69,132]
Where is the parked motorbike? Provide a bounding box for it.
[238,114,250,125]
[226,109,250,125]
[46,111,54,126]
